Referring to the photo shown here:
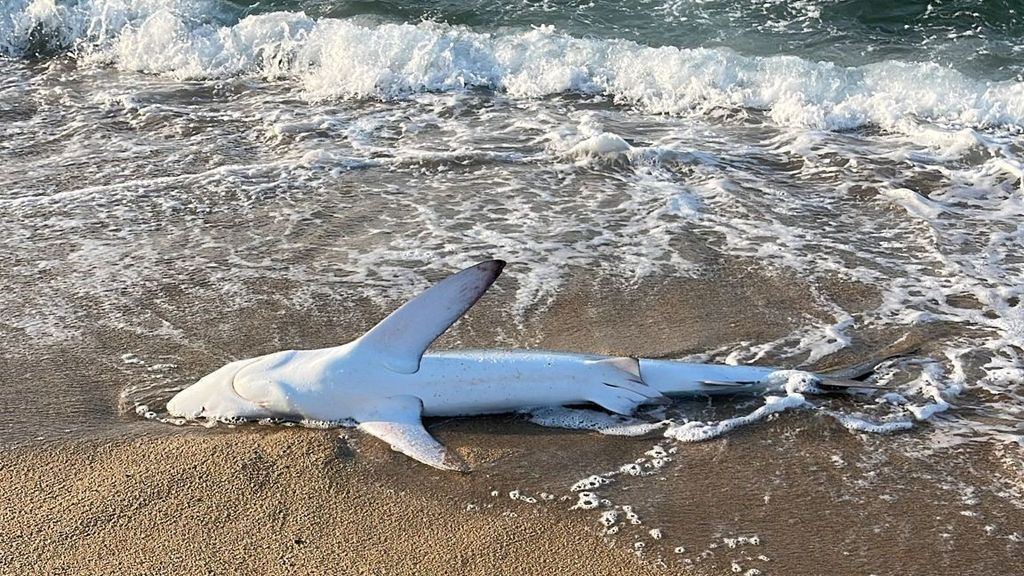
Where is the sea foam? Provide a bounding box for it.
[3,0,1023,135]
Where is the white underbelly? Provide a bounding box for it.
[410,351,782,416]
[413,351,602,416]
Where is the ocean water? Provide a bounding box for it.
[2,0,1023,568]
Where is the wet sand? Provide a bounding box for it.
[2,265,1022,574]
[0,431,668,576]
[2,419,1021,575]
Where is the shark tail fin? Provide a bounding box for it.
[585,357,668,416]
[348,260,505,374]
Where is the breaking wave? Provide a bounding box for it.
[3,0,1023,133]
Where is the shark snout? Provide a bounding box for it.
[166,360,272,421]
[165,380,211,419]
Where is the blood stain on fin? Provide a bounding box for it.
[355,395,469,472]
[349,260,505,374]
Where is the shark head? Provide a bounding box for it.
[167,345,374,422]
[164,259,506,469]
[166,357,278,421]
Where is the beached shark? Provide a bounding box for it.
[167,259,880,470]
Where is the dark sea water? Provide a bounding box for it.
[1,1,1023,570]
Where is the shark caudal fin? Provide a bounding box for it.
[349,260,505,374]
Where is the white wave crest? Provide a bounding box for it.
[3,0,1023,132]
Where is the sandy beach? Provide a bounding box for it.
[4,0,1024,565]
[3,415,1022,575]
[0,429,673,576]
[2,262,1022,575]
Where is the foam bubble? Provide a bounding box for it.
[571,475,613,492]
[664,392,808,442]
[528,407,666,436]
[570,492,602,510]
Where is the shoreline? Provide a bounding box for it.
[2,262,1019,575]
[3,413,1021,575]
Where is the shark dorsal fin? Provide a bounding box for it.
[349,259,505,374]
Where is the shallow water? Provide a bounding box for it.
[2,1,1023,569]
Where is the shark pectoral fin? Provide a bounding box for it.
[358,420,469,471]
[348,260,505,374]
[356,395,469,472]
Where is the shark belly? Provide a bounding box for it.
[412,350,613,417]
[638,359,779,395]
[408,351,786,416]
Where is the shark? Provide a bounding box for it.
[167,259,882,470]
